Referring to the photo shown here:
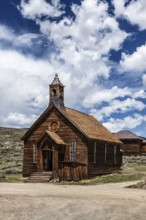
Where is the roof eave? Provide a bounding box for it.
[89,137,122,145]
[21,103,55,140]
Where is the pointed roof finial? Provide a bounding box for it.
[50,73,64,86]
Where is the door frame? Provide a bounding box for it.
[38,138,54,172]
[37,137,59,178]
[42,148,53,171]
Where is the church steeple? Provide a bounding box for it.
[49,74,65,110]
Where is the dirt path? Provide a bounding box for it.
[0,182,146,220]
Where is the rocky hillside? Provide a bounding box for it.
[0,127,28,174]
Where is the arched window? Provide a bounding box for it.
[70,140,76,162]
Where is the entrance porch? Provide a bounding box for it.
[36,130,65,180]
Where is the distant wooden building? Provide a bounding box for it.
[22,74,122,181]
[141,138,146,155]
[114,130,146,155]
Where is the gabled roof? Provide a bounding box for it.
[65,107,121,144]
[45,130,65,145]
[21,103,121,144]
[37,130,65,145]
[114,130,143,140]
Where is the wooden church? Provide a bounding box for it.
[22,74,122,181]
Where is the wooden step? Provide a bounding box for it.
[27,172,53,183]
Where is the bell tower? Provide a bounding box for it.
[49,74,65,110]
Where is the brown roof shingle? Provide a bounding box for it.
[114,130,143,140]
[45,130,65,145]
[22,103,122,144]
[64,107,121,144]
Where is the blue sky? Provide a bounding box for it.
[1,0,146,136]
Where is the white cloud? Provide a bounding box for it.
[36,0,128,56]
[90,98,145,121]
[19,0,128,79]
[16,33,40,46]
[1,0,144,130]
[112,0,126,17]
[19,0,63,19]
[0,24,40,48]
[120,43,146,72]
[83,86,131,107]
[0,49,53,119]
[133,89,146,99]
[113,0,146,30]
[2,113,38,128]
[0,25,15,42]
[103,114,146,132]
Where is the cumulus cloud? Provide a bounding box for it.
[19,0,128,75]
[113,0,146,30]
[19,0,64,19]
[2,113,38,128]
[120,43,146,72]
[0,49,52,125]
[0,24,40,49]
[90,98,145,121]
[83,86,131,107]
[0,0,145,132]
[103,114,146,132]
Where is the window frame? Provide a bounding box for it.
[105,144,107,164]
[70,140,76,162]
[33,143,37,164]
[114,145,117,164]
[94,142,97,164]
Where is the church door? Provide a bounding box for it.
[42,149,52,171]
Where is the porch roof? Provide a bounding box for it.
[45,130,65,145]
[36,130,65,145]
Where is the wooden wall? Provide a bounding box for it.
[23,140,37,177]
[23,107,88,177]
[142,144,146,154]
[58,161,87,181]
[88,141,122,175]
[121,139,141,155]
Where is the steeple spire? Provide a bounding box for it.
[50,73,64,86]
[49,74,65,110]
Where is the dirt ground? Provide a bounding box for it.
[0,182,146,220]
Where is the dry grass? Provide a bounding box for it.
[1,163,146,185]
[0,174,24,183]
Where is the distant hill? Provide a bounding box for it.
[0,127,28,174]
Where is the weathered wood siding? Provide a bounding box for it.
[121,140,141,155]
[58,162,87,181]
[142,144,146,154]
[23,108,88,176]
[88,141,122,175]
[23,140,37,177]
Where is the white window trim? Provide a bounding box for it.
[105,144,107,164]
[70,140,76,162]
[114,145,117,164]
[33,144,37,164]
[94,142,96,164]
